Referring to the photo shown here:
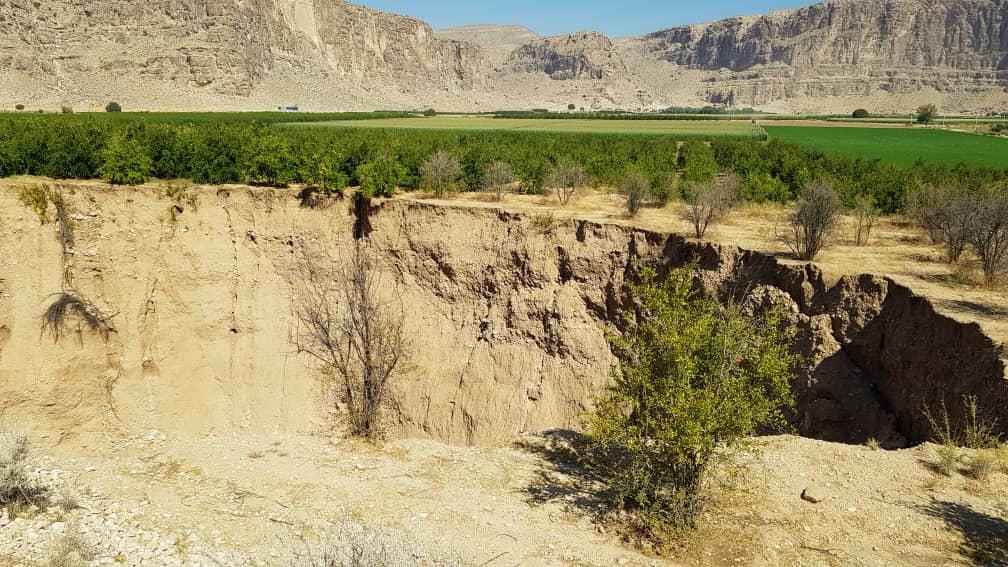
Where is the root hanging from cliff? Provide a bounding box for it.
[41,293,114,344]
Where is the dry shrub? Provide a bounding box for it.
[41,293,115,343]
[482,160,515,202]
[530,212,559,235]
[284,522,461,567]
[293,243,409,441]
[964,451,998,481]
[0,432,50,517]
[47,528,97,567]
[544,160,586,206]
[621,172,650,218]
[784,181,841,260]
[682,176,738,239]
[420,151,462,198]
[851,194,878,246]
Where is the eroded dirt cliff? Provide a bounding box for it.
[0,184,1004,447]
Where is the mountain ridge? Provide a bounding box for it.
[1,0,1006,113]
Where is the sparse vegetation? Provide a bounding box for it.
[530,212,559,235]
[47,528,97,567]
[906,184,972,263]
[924,396,1003,478]
[620,172,650,217]
[284,522,460,566]
[785,181,841,260]
[17,184,51,224]
[586,265,796,540]
[851,194,878,246]
[544,160,586,206]
[0,432,50,518]
[293,243,409,441]
[481,160,514,201]
[420,151,463,198]
[682,176,738,239]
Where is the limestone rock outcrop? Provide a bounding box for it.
[506,31,627,80]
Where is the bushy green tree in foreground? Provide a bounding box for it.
[586,265,796,539]
[98,133,152,185]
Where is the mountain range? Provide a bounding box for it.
[1,0,1006,112]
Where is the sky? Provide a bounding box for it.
[356,1,815,37]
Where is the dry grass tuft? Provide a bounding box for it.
[41,292,115,343]
[47,528,97,567]
[284,521,461,567]
[0,432,50,517]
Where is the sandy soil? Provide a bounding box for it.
[3,430,1007,566]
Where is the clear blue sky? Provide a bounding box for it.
[357,1,815,37]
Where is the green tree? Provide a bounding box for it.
[14,104,24,111]
[357,155,406,199]
[587,265,796,538]
[917,104,937,125]
[98,133,153,185]
[851,109,870,119]
[678,141,718,187]
[568,103,576,111]
[243,134,294,187]
[423,108,436,117]
[304,149,347,194]
[105,102,122,113]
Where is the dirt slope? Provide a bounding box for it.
[0,182,1005,449]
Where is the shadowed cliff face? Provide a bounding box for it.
[0,186,1004,446]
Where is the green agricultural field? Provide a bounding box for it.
[297,116,767,138]
[765,126,1008,169]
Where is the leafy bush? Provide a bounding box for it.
[17,184,51,224]
[14,104,24,111]
[105,101,122,113]
[586,266,795,538]
[356,156,406,199]
[678,141,717,187]
[98,132,153,185]
[916,104,937,124]
[739,171,790,204]
[852,109,870,119]
[785,181,841,260]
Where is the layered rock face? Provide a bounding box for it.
[631,0,1008,106]
[1,185,1004,447]
[1,0,1007,111]
[0,0,487,109]
[506,31,627,80]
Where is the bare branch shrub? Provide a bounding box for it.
[420,151,462,198]
[621,172,650,218]
[963,192,1008,285]
[544,160,586,206]
[785,181,841,260]
[293,243,408,440]
[851,194,878,246]
[481,161,514,202]
[682,176,738,239]
[47,528,97,567]
[284,521,461,567]
[0,433,50,517]
[906,184,972,263]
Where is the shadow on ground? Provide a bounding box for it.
[921,499,1008,566]
[514,429,612,524]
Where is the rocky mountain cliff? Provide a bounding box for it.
[0,0,1006,112]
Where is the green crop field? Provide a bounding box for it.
[765,126,1008,169]
[295,116,767,138]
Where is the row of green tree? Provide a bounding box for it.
[1,115,1005,214]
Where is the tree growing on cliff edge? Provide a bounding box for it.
[293,242,409,441]
[586,265,796,540]
[356,155,406,199]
